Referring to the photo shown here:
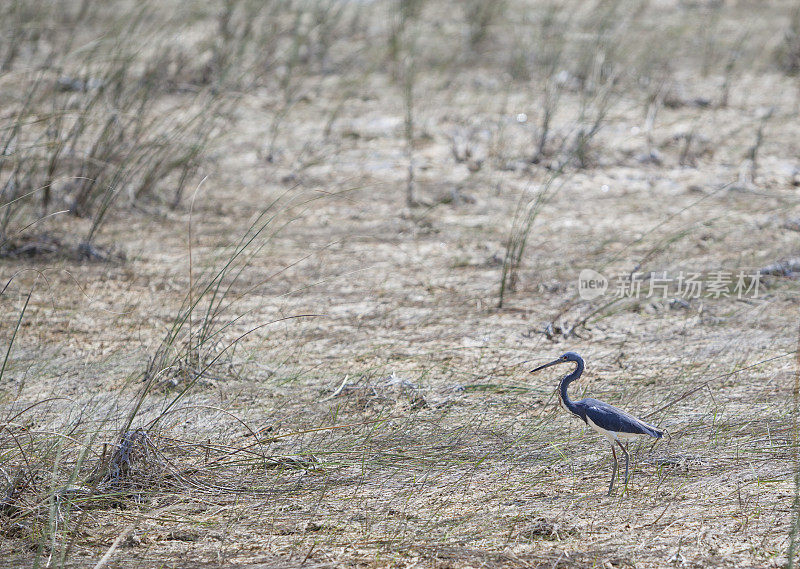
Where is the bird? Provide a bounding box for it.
[530,351,663,495]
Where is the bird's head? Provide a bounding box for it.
[530,351,582,373]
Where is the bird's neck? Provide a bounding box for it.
[559,359,584,417]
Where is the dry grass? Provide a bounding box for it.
[1,0,799,567]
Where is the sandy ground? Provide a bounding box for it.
[1,1,799,567]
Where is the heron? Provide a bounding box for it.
[531,351,663,495]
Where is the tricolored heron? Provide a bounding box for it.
[531,352,663,495]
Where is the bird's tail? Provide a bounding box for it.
[643,423,664,439]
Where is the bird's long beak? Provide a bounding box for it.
[530,358,562,373]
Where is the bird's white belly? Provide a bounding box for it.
[586,417,642,443]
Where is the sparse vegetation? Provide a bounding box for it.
[1,1,798,567]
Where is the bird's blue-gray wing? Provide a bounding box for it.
[577,398,663,438]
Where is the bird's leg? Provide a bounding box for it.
[616,440,630,489]
[608,444,618,496]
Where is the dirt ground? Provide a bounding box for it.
[1,1,799,567]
